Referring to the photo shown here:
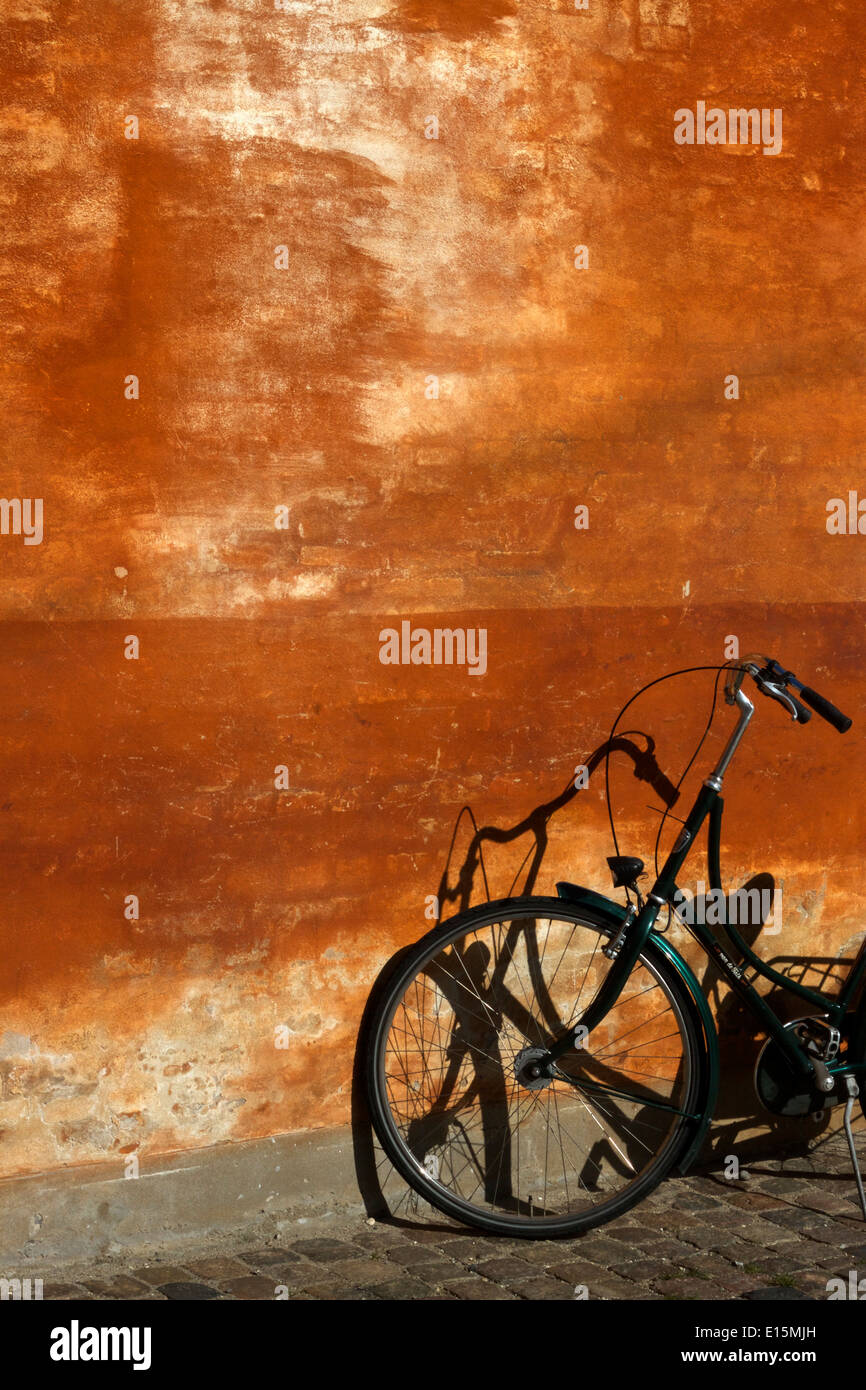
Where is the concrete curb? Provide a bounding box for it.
[1,1126,363,1269]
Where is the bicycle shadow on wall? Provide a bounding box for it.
[351,736,845,1224]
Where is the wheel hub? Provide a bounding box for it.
[754,1015,841,1116]
[514,1045,553,1092]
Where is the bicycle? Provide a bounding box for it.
[364,655,866,1237]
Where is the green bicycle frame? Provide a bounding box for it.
[547,687,866,1084]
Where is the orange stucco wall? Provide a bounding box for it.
[1,0,864,1179]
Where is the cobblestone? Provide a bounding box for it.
[514,1277,577,1300]
[442,1279,517,1300]
[15,1132,865,1302]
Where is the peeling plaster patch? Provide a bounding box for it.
[225,942,272,968]
[639,0,691,26]
[5,0,54,18]
[117,513,339,612]
[273,573,337,601]
[838,930,866,960]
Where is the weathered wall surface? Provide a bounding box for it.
[1,0,865,1184]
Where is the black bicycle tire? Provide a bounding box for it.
[365,895,707,1239]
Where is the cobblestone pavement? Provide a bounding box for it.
[28,1134,866,1301]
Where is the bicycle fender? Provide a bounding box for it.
[555,881,630,920]
[556,880,719,1173]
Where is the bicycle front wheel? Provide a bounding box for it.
[366,896,705,1237]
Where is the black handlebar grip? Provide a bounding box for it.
[799,686,853,733]
[789,694,812,724]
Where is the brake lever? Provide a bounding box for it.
[757,678,810,723]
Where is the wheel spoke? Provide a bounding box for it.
[372,904,698,1233]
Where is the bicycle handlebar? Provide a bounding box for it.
[795,684,853,733]
[725,655,852,733]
